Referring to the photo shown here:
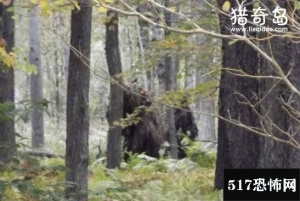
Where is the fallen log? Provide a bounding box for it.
[19,150,64,158]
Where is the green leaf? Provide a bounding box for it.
[0,180,7,193]
[16,183,29,193]
[6,7,14,12]
[295,2,300,10]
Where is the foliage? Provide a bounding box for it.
[15,99,50,123]
[121,151,141,169]
[13,47,38,74]
[89,156,220,201]
[0,111,65,200]
[0,154,67,201]
[26,0,80,15]
[0,47,37,74]
[159,78,217,107]
[115,106,144,128]
[0,102,14,122]
[184,141,216,169]
[0,99,49,126]
[0,136,218,200]
[0,47,15,69]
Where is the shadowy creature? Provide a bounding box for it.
[122,85,166,162]
[174,97,198,158]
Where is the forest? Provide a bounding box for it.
[0,0,299,200]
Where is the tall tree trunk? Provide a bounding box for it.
[54,51,60,124]
[215,0,260,189]
[191,33,216,142]
[149,5,165,99]
[65,1,91,200]
[106,10,123,169]
[0,0,15,162]
[165,55,178,159]
[29,5,44,149]
[164,0,178,159]
[196,67,216,142]
[136,3,152,91]
[258,0,300,168]
[53,12,68,124]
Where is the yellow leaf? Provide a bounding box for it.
[30,0,39,4]
[4,53,14,67]
[73,1,80,10]
[222,1,231,12]
[69,0,80,10]
[99,6,107,13]
[168,6,176,12]
[40,0,47,8]
[228,39,238,45]
[105,0,114,3]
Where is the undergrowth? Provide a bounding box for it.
[0,144,221,201]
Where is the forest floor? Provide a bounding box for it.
[0,148,221,201]
[7,119,221,200]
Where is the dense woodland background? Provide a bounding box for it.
[0,0,300,200]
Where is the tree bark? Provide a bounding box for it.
[136,3,153,91]
[215,0,260,189]
[165,55,178,159]
[29,5,44,149]
[106,10,123,169]
[192,33,216,142]
[196,67,216,142]
[65,1,91,200]
[164,0,178,159]
[0,0,15,162]
[258,0,300,168]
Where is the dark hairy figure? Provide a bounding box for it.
[174,98,198,158]
[122,86,166,161]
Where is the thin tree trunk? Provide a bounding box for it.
[106,10,123,169]
[150,6,165,99]
[29,5,44,149]
[136,4,152,91]
[196,59,215,142]
[65,1,91,200]
[196,87,216,142]
[184,56,194,90]
[165,55,178,159]
[54,51,60,124]
[54,12,68,124]
[0,0,15,162]
[164,0,178,159]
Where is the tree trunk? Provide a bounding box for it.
[106,10,123,169]
[258,0,300,168]
[165,55,178,159]
[136,3,152,91]
[191,33,216,142]
[164,0,178,159]
[150,6,165,99]
[65,1,91,200]
[29,5,44,149]
[54,53,60,124]
[215,0,260,189]
[0,0,15,162]
[196,67,216,142]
